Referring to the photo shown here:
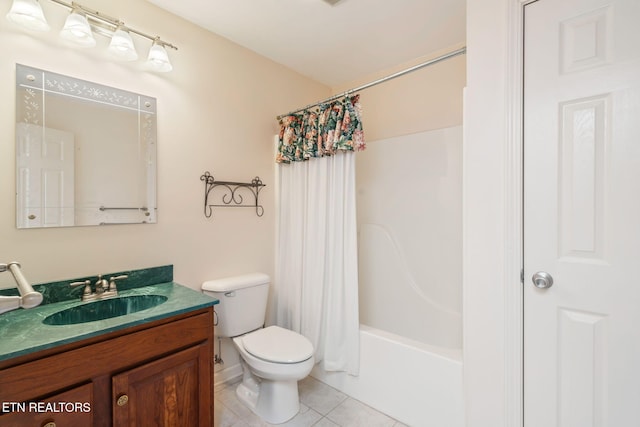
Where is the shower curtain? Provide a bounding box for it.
[275,95,364,375]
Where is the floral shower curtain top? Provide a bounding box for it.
[276,94,366,163]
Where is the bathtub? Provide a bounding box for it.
[311,324,464,427]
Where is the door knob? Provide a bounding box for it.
[532,271,553,289]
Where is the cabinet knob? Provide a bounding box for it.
[116,394,129,406]
[28,214,36,220]
[42,422,56,427]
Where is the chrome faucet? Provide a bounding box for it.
[94,274,109,295]
[70,274,128,302]
[0,262,43,315]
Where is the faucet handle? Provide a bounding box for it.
[70,280,92,296]
[108,275,128,292]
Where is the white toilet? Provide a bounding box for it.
[202,273,314,424]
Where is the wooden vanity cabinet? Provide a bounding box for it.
[0,307,214,427]
[112,342,209,426]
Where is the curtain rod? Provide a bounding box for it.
[277,46,466,120]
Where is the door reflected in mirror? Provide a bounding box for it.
[15,64,157,228]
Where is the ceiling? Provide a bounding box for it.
[146,0,466,87]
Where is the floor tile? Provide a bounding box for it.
[216,382,257,421]
[276,406,323,427]
[326,398,397,427]
[311,418,340,427]
[214,397,251,427]
[214,376,401,427]
[298,376,348,415]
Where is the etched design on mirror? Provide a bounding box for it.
[21,88,42,126]
[44,77,140,108]
[15,64,158,228]
[143,112,155,145]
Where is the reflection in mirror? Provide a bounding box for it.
[15,64,157,228]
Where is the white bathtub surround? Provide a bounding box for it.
[275,152,360,375]
[356,126,463,348]
[312,325,464,427]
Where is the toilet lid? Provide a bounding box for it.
[243,326,314,363]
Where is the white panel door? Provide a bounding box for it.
[524,0,640,426]
[16,123,75,228]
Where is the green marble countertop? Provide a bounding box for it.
[0,282,218,363]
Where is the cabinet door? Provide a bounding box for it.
[112,343,211,427]
[0,382,93,427]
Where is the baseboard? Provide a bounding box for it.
[214,362,243,388]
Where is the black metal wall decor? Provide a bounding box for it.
[200,171,266,217]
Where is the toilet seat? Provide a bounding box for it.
[242,326,313,364]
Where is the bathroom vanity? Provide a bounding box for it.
[0,266,218,427]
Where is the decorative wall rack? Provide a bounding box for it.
[200,171,266,217]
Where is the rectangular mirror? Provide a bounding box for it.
[15,64,157,228]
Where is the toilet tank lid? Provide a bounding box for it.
[202,273,270,292]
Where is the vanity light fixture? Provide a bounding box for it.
[5,0,49,32]
[108,25,138,61]
[5,0,177,72]
[146,39,172,72]
[59,8,95,47]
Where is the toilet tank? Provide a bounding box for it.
[202,273,270,338]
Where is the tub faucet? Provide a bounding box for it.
[0,262,43,315]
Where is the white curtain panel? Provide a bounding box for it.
[275,152,360,375]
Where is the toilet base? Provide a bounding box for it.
[235,368,300,424]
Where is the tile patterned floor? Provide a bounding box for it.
[214,376,408,427]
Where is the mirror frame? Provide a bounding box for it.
[15,64,157,228]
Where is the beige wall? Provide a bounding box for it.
[332,43,466,141]
[0,0,329,288]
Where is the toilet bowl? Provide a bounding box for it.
[234,325,314,380]
[233,326,314,423]
[201,274,315,424]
